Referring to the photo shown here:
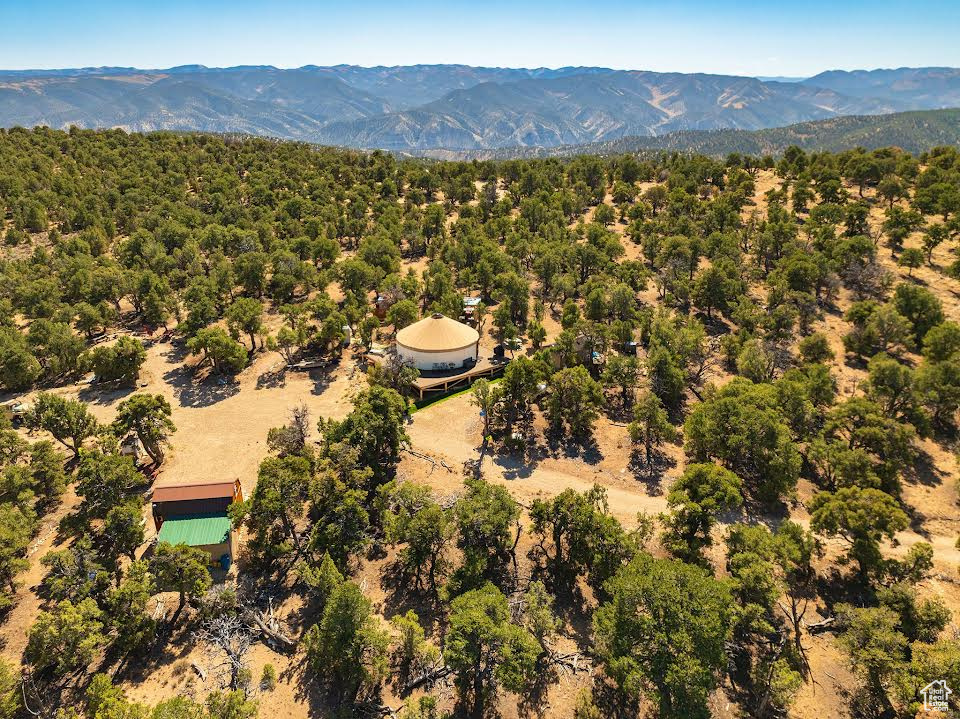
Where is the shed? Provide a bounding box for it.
[396,313,480,371]
[157,514,232,565]
[151,479,242,566]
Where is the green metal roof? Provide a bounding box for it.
[157,514,231,547]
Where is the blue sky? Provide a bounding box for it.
[1,0,958,77]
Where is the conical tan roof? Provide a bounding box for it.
[396,313,479,352]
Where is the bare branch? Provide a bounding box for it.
[196,614,254,689]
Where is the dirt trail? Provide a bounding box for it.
[405,376,960,575]
[406,393,673,524]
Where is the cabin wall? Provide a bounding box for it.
[196,541,230,565]
[155,497,231,519]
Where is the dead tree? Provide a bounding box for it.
[196,614,253,690]
[543,651,592,676]
[779,596,812,674]
[267,403,311,456]
[19,670,45,718]
[290,404,310,448]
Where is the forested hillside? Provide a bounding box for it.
[1,65,958,150]
[0,128,959,718]
[427,108,960,159]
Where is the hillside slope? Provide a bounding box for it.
[324,71,900,150]
[419,108,960,159]
[0,64,956,150]
[803,66,960,106]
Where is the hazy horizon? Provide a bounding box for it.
[2,0,958,77]
[0,62,952,80]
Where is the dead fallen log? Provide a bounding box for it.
[439,492,462,510]
[403,449,453,472]
[191,662,207,681]
[246,610,296,653]
[404,449,437,474]
[804,616,837,634]
[404,449,434,461]
[402,664,452,693]
[545,651,592,674]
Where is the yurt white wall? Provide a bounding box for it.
[397,344,477,371]
[394,313,480,371]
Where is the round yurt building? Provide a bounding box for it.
[396,313,480,371]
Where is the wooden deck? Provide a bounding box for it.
[365,352,510,400]
[410,356,509,399]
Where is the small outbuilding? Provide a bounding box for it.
[151,479,243,568]
[396,313,480,372]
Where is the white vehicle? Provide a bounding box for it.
[1,400,31,425]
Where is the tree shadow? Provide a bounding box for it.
[524,550,594,649]
[256,366,287,390]
[907,508,931,538]
[666,402,689,427]
[741,495,792,523]
[162,365,239,407]
[546,434,603,466]
[286,654,360,719]
[492,450,543,481]
[603,402,634,424]
[815,566,874,616]
[25,670,97,719]
[77,382,136,406]
[449,694,502,719]
[590,678,640,719]
[379,559,445,632]
[822,302,845,319]
[691,311,733,338]
[280,598,314,639]
[161,341,192,365]
[308,368,336,396]
[930,422,959,445]
[121,618,202,684]
[517,662,559,718]
[901,447,944,488]
[627,450,676,496]
[549,583,593,649]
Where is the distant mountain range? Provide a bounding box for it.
[417,109,960,160]
[0,64,958,151]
